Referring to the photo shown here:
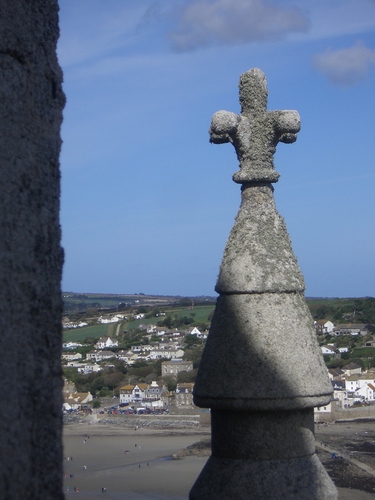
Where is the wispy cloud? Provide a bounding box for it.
[167,0,309,52]
[57,3,149,67]
[313,41,375,85]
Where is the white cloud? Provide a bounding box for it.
[313,41,375,85]
[167,0,309,52]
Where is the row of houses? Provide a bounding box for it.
[316,320,369,336]
[315,363,375,421]
[63,330,205,368]
[119,381,195,408]
[321,344,349,357]
[83,345,186,365]
[87,327,205,351]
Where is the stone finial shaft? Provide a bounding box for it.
[190,68,337,499]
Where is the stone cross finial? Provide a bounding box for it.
[209,68,300,183]
[191,67,337,500]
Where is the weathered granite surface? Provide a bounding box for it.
[0,1,64,498]
[216,183,305,293]
[194,292,333,410]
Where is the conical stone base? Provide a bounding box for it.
[193,292,332,411]
[190,409,337,499]
[190,453,337,500]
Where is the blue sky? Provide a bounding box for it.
[57,0,375,298]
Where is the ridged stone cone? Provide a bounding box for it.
[193,184,333,410]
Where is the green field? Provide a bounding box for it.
[63,323,114,342]
[351,347,375,358]
[63,304,216,343]
[126,305,214,329]
[62,296,374,344]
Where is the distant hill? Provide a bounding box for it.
[62,293,374,332]
[62,292,217,313]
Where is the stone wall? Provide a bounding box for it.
[334,406,375,421]
[0,1,64,497]
[315,405,375,423]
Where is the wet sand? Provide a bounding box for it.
[63,421,375,499]
[63,423,208,499]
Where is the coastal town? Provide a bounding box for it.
[62,305,208,414]
[62,297,375,423]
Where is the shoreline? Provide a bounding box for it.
[63,419,375,499]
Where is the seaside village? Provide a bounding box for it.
[62,312,208,415]
[62,312,375,422]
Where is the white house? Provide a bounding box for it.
[323,321,335,333]
[97,315,124,324]
[187,327,208,339]
[345,374,360,393]
[321,345,336,356]
[338,347,349,354]
[61,352,82,362]
[331,380,350,408]
[315,320,335,334]
[86,350,116,362]
[132,384,148,402]
[161,359,193,377]
[63,342,83,348]
[344,371,375,397]
[119,384,134,404]
[117,350,138,365]
[77,363,102,374]
[63,391,93,411]
[354,383,375,402]
[63,321,88,329]
[95,336,118,349]
[149,348,184,360]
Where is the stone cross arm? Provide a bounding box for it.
[270,109,301,144]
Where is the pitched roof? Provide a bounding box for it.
[119,384,135,391]
[134,383,148,390]
[343,363,361,370]
[64,392,91,403]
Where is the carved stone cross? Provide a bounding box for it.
[209,68,300,183]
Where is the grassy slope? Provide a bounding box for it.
[63,304,215,343]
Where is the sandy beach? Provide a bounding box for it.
[63,419,375,499]
[63,422,209,499]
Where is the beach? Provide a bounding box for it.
[63,422,209,499]
[63,419,375,499]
